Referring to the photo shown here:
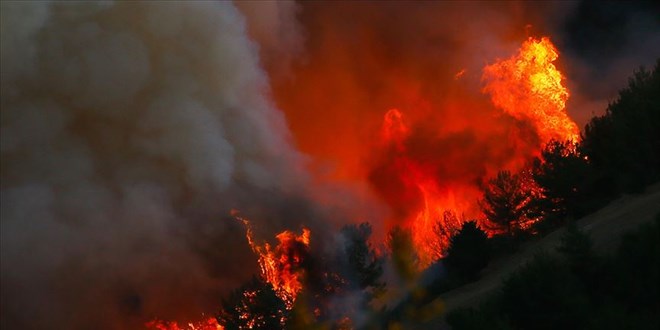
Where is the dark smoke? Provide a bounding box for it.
[2,1,658,329]
[552,0,660,125]
[0,1,320,329]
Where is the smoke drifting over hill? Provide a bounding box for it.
[1,1,658,329]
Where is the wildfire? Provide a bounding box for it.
[483,37,579,144]
[145,215,309,330]
[147,36,581,329]
[375,37,579,268]
[145,317,223,330]
[236,213,310,308]
[380,109,468,268]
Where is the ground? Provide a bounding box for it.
[420,183,660,328]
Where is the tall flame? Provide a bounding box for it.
[380,109,468,268]
[377,37,579,268]
[147,36,581,329]
[145,215,310,329]
[237,213,310,308]
[483,37,579,144]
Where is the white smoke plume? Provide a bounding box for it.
[1,1,312,329]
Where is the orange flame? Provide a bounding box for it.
[237,214,310,308]
[483,37,579,144]
[380,109,468,268]
[377,37,578,268]
[145,317,223,330]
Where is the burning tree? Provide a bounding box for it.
[431,210,463,258]
[482,37,579,144]
[218,276,287,330]
[480,170,537,236]
[236,213,310,309]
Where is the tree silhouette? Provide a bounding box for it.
[532,140,590,219]
[218,276,287,330]
[582,59,660,194]
[448,216,660,330]
[340,222,385,297]
[432,210,462,258]
[444,221,491,280]
[480,170,534,236]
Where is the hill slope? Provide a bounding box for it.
[427,183,660,322]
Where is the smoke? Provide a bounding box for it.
[552,0,660,126]
[234,0,304,78]
[265,2,552,237]
[0,1,316,329]
[2,1,657,328]
[264,1,659,238]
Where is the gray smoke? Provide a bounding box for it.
[0,1,314,329]
[234,0,304,78]
[538,0,660,126]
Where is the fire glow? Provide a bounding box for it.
[374,36,578,268]
[146,214,309,330]
[147,35,579,328]
[237,213,310,308]
[145,318,222,330]
[483,37,579,144]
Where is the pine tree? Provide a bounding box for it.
[480,170,533,236]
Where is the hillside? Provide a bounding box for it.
[422,182,660,326]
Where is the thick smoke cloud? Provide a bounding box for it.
[2,1,657,328]
[1,2,315,329]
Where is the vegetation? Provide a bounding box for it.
[432,210,462,258]
[522,60,658,235]
[387,226,419,282]
[582,59,660,194]
[448,216,660,330]
[218,60,660,329]
[444,221,491,281]
[339,222,385,298]
[532,140,590,219]
[218,277,287,330]
[480,170,535,236]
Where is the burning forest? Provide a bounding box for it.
[2,1,659,329]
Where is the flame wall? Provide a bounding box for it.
[263,3,557,248]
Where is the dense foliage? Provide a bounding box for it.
[218,277,287,330]
[480,171,535,236]
[532,140,590,219]
[447,217,660,330]
[217,59,660,330]
[582,59,660,194]
[444,221,491,280]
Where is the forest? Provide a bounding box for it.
[213,60,660,330]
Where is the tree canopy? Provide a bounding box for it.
[480,170,535,235]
